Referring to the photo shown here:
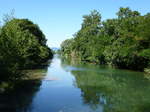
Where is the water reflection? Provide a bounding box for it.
[1,56,150,112]
[0,68,49,112]
[0,80,41,112]
[61,58,150,112]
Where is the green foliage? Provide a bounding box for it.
[70,64,150,112]
[0,18,53,81]
[61,38,75,58]
[117,7,140,19]
[61,7,150,71]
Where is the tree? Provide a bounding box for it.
[117,7,140,19]
[61,7,150,71]
[0,18,53,81]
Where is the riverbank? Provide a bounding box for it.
[0,69,47,94]
[61,55,150,75]
[61,8,150,72]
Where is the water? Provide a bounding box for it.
[1,55,150,112]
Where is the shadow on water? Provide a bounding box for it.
[61,58,150,112]
[0,80,42,112]
[0,64,50,112]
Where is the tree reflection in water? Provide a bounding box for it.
[0,66,49,112]
[61,58,150,112]
[0,80,42,112]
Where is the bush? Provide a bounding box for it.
[0,18,53,81]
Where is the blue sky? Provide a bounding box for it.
[0,0,150,47]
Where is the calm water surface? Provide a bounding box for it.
[1,55,150,112]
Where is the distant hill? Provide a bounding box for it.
[51,47,60,51]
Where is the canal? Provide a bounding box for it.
[1,55,150,112]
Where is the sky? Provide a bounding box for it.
[0,0,150,48]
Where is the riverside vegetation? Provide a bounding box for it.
[0,15,53,91]
[61,7,150,73]
[0,8,150,112]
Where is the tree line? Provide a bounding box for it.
[61,7,150,72]
[0,16,53,82]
